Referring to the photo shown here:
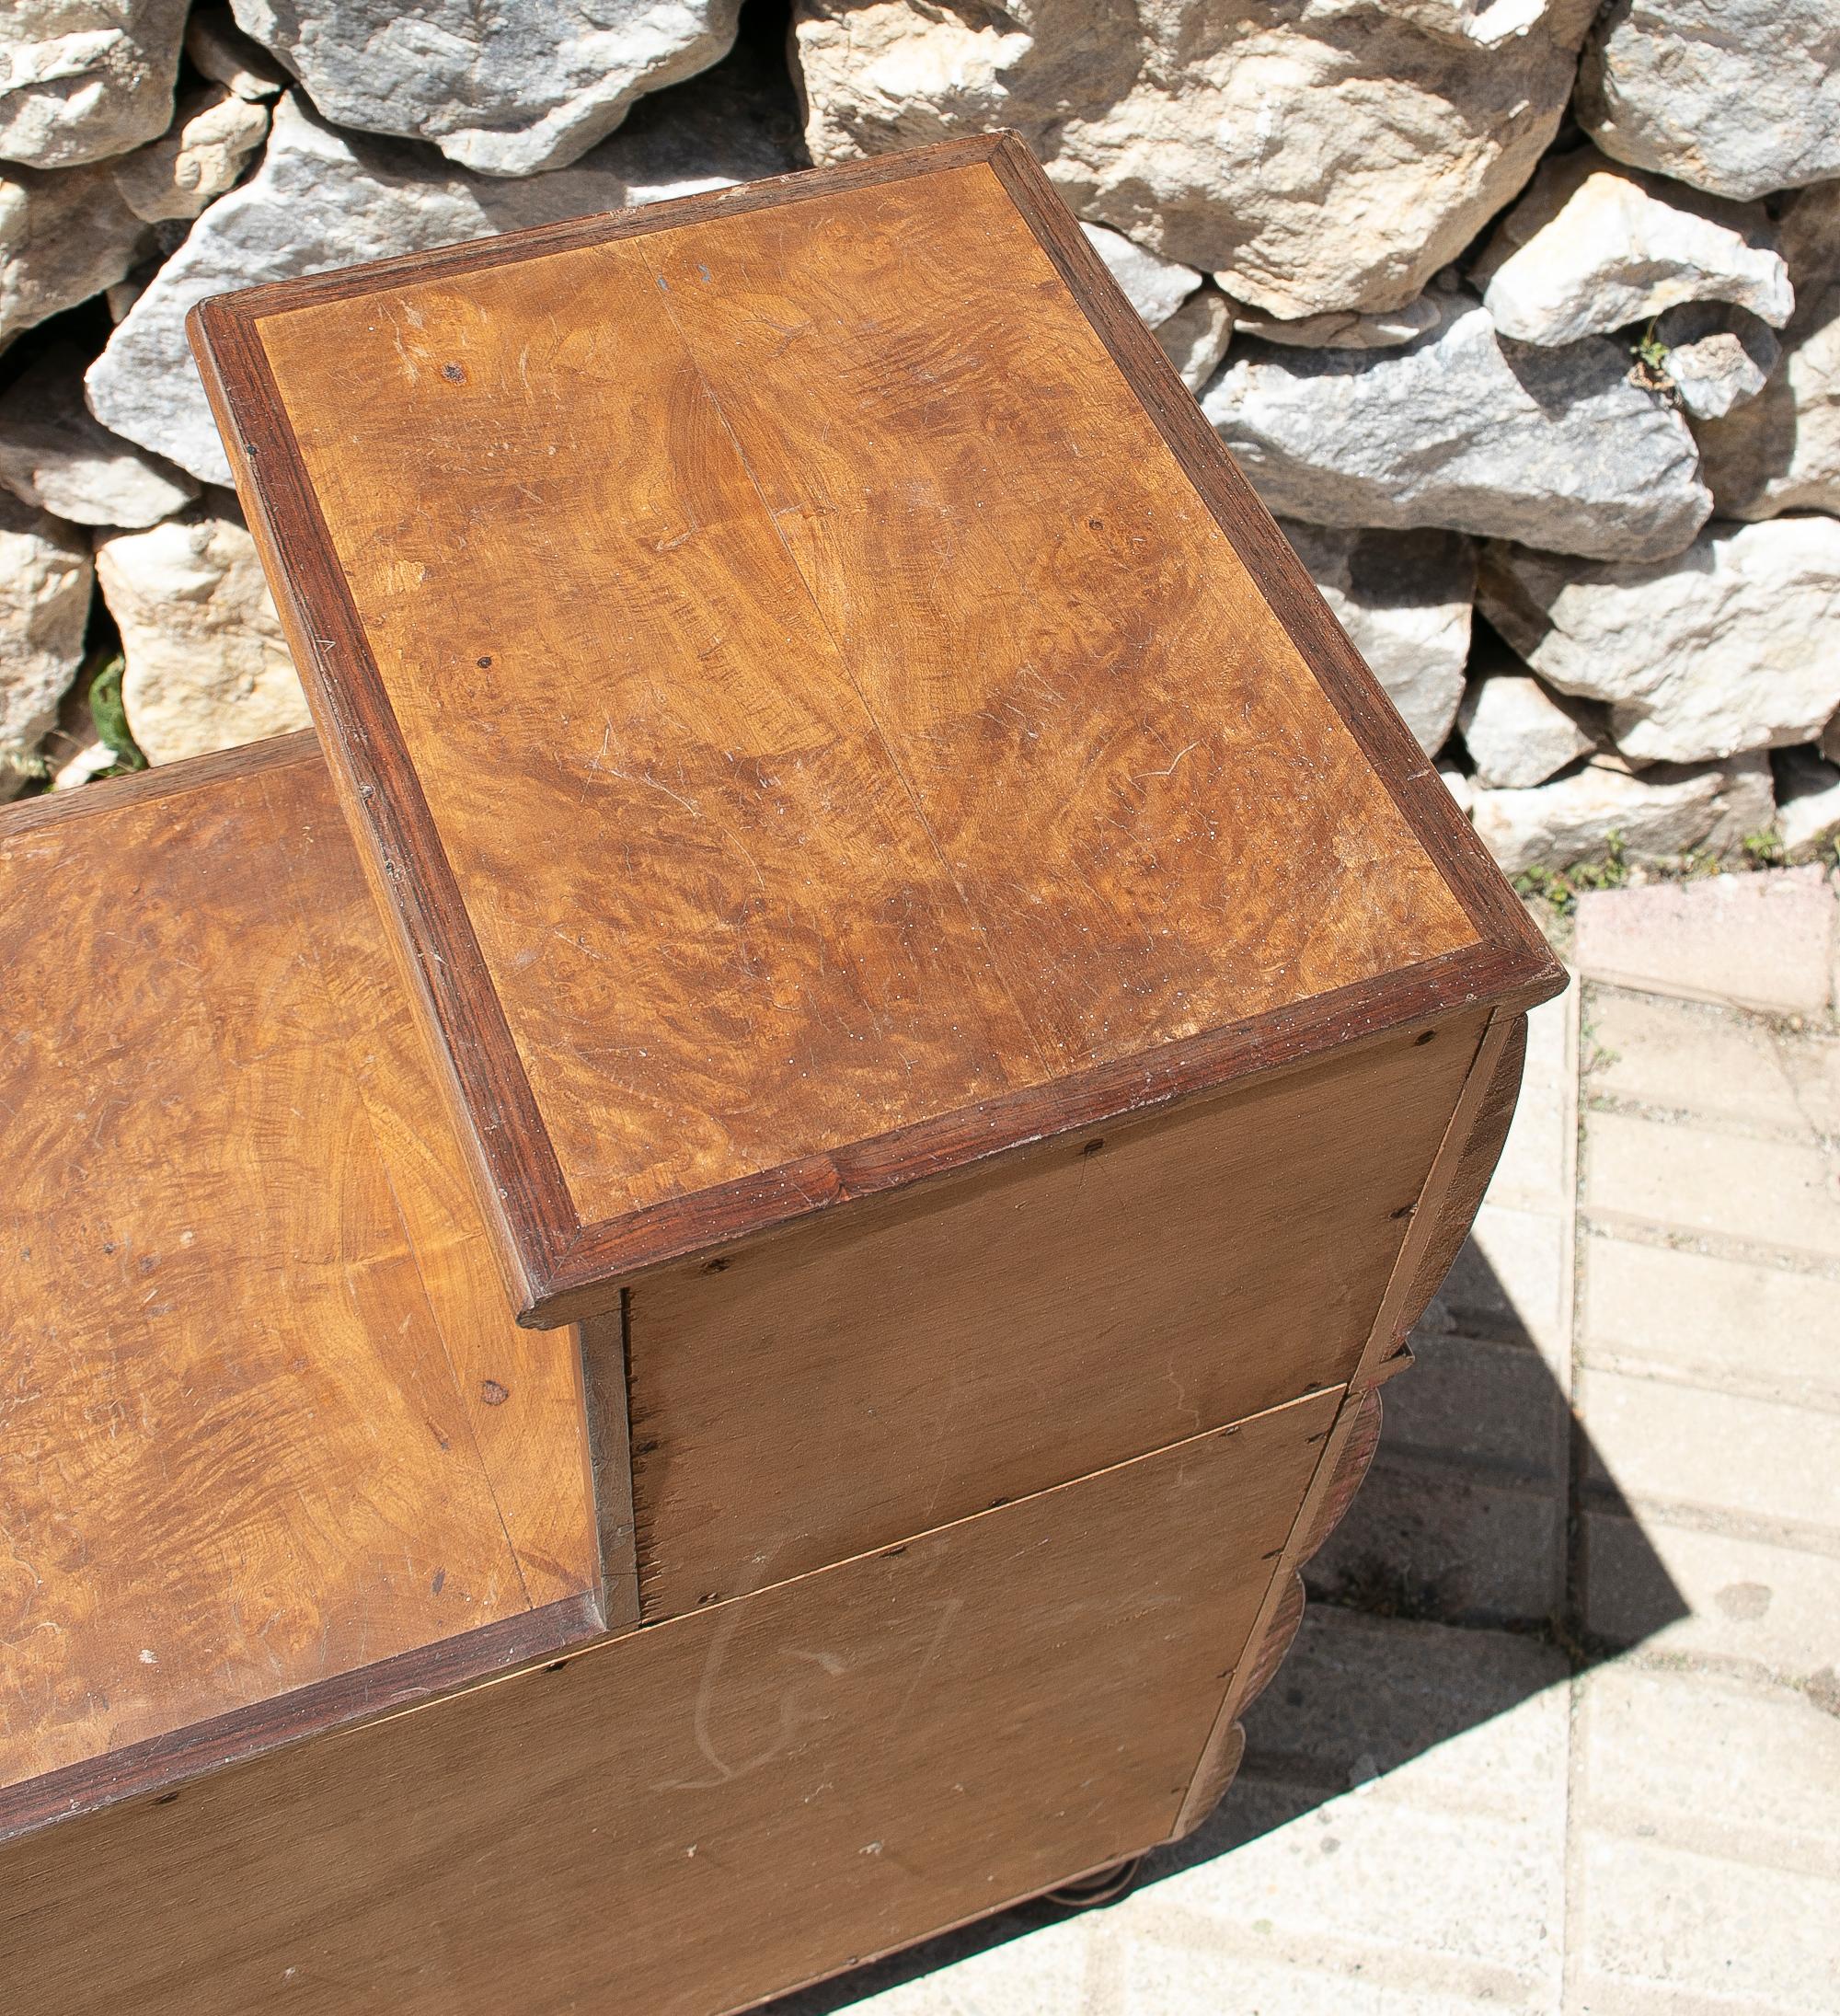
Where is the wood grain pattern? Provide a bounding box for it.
[1397,1011,1529,1337]
[638,166,1474,1071]
[626,1015,1482,1617]
[1,1396,1334,2014]
[190,132,1564,1325]
[0,737,603,1833]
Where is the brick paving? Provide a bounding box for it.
[773,870,1840,2016]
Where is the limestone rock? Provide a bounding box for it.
[87,79,797,486]
[226,0,743,176]
[1824,713,1840,768]
[1281,520,1474,753]
[1774,746,1840,861]
[0,490,92,796]
[1202,289,1711,562]
[1696,183,1840,520]
[794,0,1598,318]
[1477,519,1840,765]
[0,2,188,170]
[1473,145,1791,347]
[184,6,288,99]
[95,493,308,765]
[1654,304,1780,424]
[110,84,269,223]
[0,155,153,347]
[1155,287,1233,392]
[1473,751,1773,875]
[1230,296,1441,351]
[1459,666,1596,789]
[1437,760,1475,818]
[1081,222,1198,328]
[0,345,196,526]
[1578,0,1840,202]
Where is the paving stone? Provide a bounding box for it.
[1585,990,1827,1137]
[1308,1456,1565,1628]
[1570,1663,1840,2013]
[1579,1662,1840,1877]
[767,1909,1099,2014]
[1225,1608,1569,1819]
[1573,869,1837,1014]
[1374,1333,1569,1477]
[1486,974,1576,1216]
[1432,1204,1569,1370]
[1111,1929,1558,2014]
[1781,1032,1840,1137]
[1583,1108,1840,1260]
[1572,1838,1840,2016]
[1580,1233,1840,1403]
[1583,1508,1840,1681]
[1580,1367,1840,1537]
[1144,1612,1568,2004]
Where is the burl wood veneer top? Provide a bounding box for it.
[0,740,600,1838]
[192,134,1558,1325]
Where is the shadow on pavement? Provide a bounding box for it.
[767,1238,1687,2012]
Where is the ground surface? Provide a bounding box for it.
[771,870,1840,2016]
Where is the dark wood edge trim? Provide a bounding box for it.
[1349,1008,1516,1390]
[983,134,1558,984]
[526,938,1558,1323]
[578,1300,642,1633]
[189,299,578,1321]
[1169,1383,1373,1838]
[0,1588,606,1849]
[189,133,1565,1331]
[0,729,319,839]
[1168,1385,1386,1836]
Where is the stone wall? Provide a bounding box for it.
[4,1,1837,870]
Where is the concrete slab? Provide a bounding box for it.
[1433,1204,1569,1365]
[1577,1663,1840,1878]
[1570,1659,1840,2015]
[1579,1233,1840,1407]
[1580,1366,1840,1538]
[1582,1109,1840,1261]
[1583,1508,1840,1683]
[1574,869,1837,1016]
[1138,1611,1570,2012]
[768,1909,1101,2015]
[1585,991,1823,1138]
[1308,1456,1566,1627]
[1307,1331,1570,1626]
[1570,1833,1840,2016]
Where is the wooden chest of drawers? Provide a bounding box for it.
[1,132,1560,2012]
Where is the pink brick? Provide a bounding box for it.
[1574,868,1835,1014]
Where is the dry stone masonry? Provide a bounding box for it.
[1,0,1837,877]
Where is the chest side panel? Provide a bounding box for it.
[623,1013,1482,1618]
[1,1394,1333,2016]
